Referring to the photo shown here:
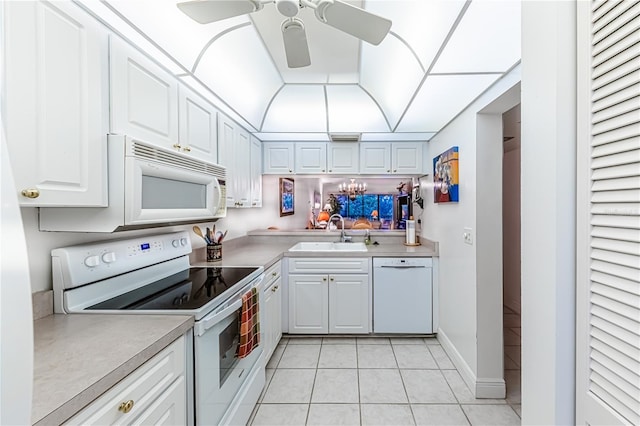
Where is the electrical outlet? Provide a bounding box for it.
[463,227,473,245]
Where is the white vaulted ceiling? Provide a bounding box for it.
[91,0,521,141]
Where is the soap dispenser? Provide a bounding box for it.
[365,229,372,245]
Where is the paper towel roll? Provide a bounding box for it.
[406,218,416,244]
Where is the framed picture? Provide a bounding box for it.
[279,177,295,216]
[433,146,459,203]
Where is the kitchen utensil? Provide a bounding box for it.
[219,230,228,243]
[193,226,205,240]
[214,231,223,243]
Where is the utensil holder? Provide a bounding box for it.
[206,243,222,262]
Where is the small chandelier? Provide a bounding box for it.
[339,178,367,200]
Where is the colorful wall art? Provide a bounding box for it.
[433,146,459,203]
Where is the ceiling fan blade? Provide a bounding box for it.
[282,18,311,68]
[177,0,261,24]
[315,0,392,45]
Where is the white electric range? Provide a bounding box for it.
[52,231,265,426]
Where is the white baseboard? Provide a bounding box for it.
[437,328,506,399]
[476,378,506,399]
[437,328,477,394]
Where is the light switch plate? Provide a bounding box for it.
[463,227,473,245]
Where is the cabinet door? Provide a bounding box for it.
[329,274,369,334]
[327,143,359,174]
[131,376,186,426]
[295,143,327,174]
[360,143,391,175]
[263,275,282,360]
[250,136,262,207]
[263,143,294,174]
[217,115,237,207]
[110,36,178,147]
[235,129,251,207]
[4,0,108,206]
[178,84,217,163]
[289,274,328,334]
[392,142,424,174]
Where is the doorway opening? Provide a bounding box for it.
[502,103,521,410]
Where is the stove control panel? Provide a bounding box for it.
[52,231,192,289]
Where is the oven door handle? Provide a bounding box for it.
[195,299,243,337]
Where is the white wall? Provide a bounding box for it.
[422,67,521,394]
[521,1,576,424]
[21,174,318,293]
[502,105,521,314]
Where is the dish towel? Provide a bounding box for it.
[237,287,260,359]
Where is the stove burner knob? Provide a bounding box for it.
[180,238,187,246]
[83,255,100,268]
[172,239,180,248]
[102,252,117,263]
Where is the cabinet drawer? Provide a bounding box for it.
[264,261,282,288]
[289,258,369,274]
[66,336,185,425]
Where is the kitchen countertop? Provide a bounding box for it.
[190,232,438,268]
[32,314,193,426]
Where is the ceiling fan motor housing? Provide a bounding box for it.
[276,0,300,17]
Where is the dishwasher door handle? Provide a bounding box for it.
[377,265,426,269]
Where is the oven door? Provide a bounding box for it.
[124,156,222,226]
[193,279,263,425]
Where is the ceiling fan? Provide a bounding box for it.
[177,0,392,68]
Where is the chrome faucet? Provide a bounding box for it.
[328,214,351,242]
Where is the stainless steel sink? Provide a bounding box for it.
[288,241,368,252]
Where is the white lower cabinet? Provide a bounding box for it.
[65,335,186,426]
[262,261,282,361]
[288,258,370,334]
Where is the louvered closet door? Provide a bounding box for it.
[576,1,640,425]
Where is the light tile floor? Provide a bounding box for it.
[249,335,521,425]
[503,306,522,411]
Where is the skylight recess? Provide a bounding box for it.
[195,25,283,128]
[261,85,327,132]
[326,85,389,133]
[396,74,502,132]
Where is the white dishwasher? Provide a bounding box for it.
[373,257,433,333]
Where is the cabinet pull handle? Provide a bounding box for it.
[330,277,334,282]
[289,169,292,173]
[394,169,397,172]
[322,277,327,281]
[272,272,277,277]
[272,285,279,292]
[322,169,325,172]
[329,169,332,172]
[118,400,134,414]
[183,146,191,152]
[387,169,390,173]
[21,188,40,199]
[173,143,182,150]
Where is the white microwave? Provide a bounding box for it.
[40,135,226,232]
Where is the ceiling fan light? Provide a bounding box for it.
[282,18,311,68]
[276,0,300,17]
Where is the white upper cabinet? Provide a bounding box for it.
[327,143,359,174]
[178,84,217,163]
[392,142,423,174]
[3,0,108,206]
[218,114,254,208]
[295,143,327,174]
[360,142,423,174]
[110,35,179,147]
[250,136,262,207]
[360,143,392,174]
[263,143,295,174]
[235,128,251,207]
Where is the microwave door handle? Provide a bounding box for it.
[196,299,243,337]
[215,179,222,207]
